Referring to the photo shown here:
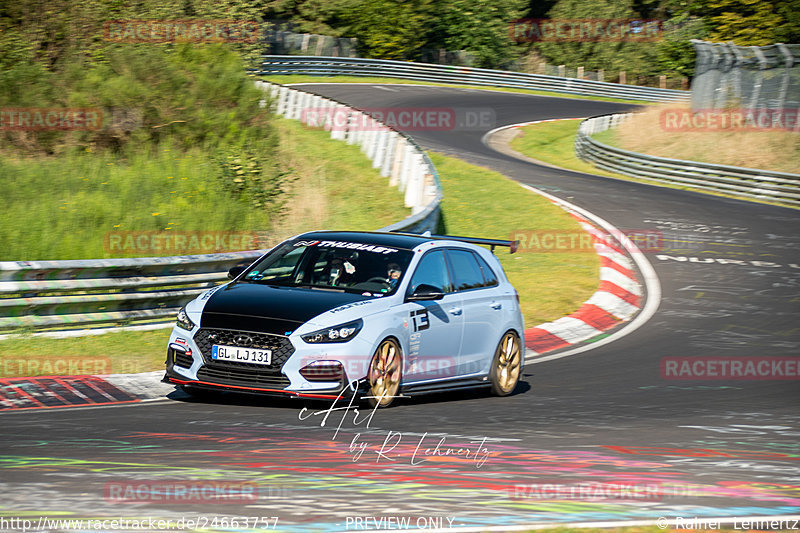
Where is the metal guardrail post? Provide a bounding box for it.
[380,133,397,178]
[389,137,406,187]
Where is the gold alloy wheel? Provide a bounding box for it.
[368,338,402,407]
[491,332,521,396]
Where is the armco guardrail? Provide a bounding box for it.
[257,55,689,103]
[0,252,263,331]
[1,82,442,334]
[575,113,800,207]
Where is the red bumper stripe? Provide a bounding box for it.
[165,377,343,400]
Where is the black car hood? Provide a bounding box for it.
[200,282,369,334]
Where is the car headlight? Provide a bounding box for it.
[176,307,195,331]
[301,319,363,343]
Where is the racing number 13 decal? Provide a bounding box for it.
[410,309,429,332]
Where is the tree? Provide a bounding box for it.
[263,0,348,35]
[702,0,799,46]
[533,0,663,77]
[427,0,527,68]
[338,0,431,60]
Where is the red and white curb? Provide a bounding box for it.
[482,119,660,361]
[523,209,643,355]
[0,371,173,411]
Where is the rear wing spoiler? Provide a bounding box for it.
[392,232,519,254]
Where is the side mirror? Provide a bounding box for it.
[406,284,445,301]
[227,265,247,280]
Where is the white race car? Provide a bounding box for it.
[163,231,524,407]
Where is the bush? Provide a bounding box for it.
[1,44,272,156]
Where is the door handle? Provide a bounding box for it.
[490,302,502,310]
[448,307,462,316]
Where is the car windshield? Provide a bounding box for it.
[238,238,414,296]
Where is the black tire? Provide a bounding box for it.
[366,338,402,408]
[489,331,522,396]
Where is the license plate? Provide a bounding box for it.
[212,344,272,365]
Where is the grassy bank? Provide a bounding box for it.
[509,118,798,207]
[431,152,599,327]
[0,117,408,260]
[509,119,626,178]
[596,103,799,174]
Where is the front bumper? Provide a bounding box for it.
[164,325,372,400]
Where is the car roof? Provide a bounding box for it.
[296,231,432,250]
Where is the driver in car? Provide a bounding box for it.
[386,263,402,290]
[328,253,358,287]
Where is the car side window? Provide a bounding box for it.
[446,249,487,291]
[474,253,499,287]
[407,250,452,295]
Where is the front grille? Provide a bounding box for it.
[174,351,194,368]
[196,366,291,389]
[194,328,295,369]
[193,328,294,390]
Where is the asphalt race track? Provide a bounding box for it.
[1,85,799,532]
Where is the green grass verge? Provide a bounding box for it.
[272,117,409,234]
[509,120,796,209]
[0,330,171,378]
[0,125,600,376]
[0,143,274,260]
[509,119,622,177]
[0,118,407,261]
[431,152,599,328]
[261,74,655,105]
